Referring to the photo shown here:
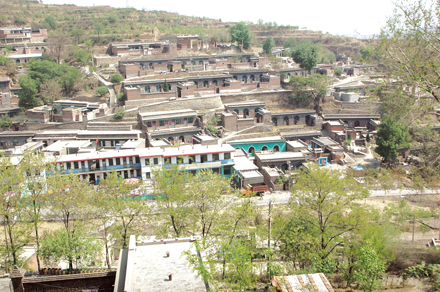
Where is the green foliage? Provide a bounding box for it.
[229,22,252,49]
[291,41,318,73]
[114,108,126,120]
[26,59,82,95]
[110,74,124,84]
[72,48,91,66]
[0,55,12,66]
[288,74,330,110]
[40,228,101,268]
[0,115,12,128]
[163,79,169,92]
[283,37,297,49]
[353,241,387,292]
[18,76,40,109]
[43,15,57,29]
[95,86,108,97]
[263,37,275,54]
[5,45,14,52]
[334,68,343,76]
[375,116,412,164]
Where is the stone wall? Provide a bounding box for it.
[125,97,170,109]
[21,121,88,131]
[137,96,223,113]
[220,90,292,111]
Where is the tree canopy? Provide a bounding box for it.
[375,116,412,164]
[291,41,318,73]
[229,22,252,50]
[263,37,275,54]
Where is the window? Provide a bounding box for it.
[212,168,220,174]
[224,152,231,160]
[188,117,194,123]
[116,158,121,165]
[189,155,195,164]
[164,158,171,164]
[176,118,181,125]
[108,159,114,166]
[135,156,140,164]
[73,162,79,169]
[145,158,150,165]
[147,121,152,127]
[223,165,232,175]
[66,163,71,170]
[213,153,219,161]
[0,83,6,89]
[146,172,151,179]
[159,120,164,126]
[153,158,159,165]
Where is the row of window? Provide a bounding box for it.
[146,117,194,127]
[64,156,141,170]
[145,152,231,165]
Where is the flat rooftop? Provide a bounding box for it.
[256,152,305,161]
[121,237,206,292]
[241,170,263,179]
[233,156,258,171]
[139,109,197,120]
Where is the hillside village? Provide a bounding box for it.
[1,1,440,292]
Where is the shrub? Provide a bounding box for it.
[95,86,108,97]
[110,74,124,84]
[114,108,126,120]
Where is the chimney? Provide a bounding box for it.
[168,273,173,281]
[166,251,170,257]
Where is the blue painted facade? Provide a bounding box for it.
[228,139,286,154]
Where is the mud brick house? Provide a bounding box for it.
[321,113,381,128]
[108,41,177,57]
[271,110,317,127]
[0,27,47,44]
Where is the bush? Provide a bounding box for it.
[110,74,124,84]
[95,86,108,97]
[114,108,126,120]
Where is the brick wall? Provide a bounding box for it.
[22,272,116,292]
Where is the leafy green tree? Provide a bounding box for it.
[40,227,101,269]
[283,37,297,49]
[263,37,275,54]
[152,163,192,238]
[95,86,108,97]
[287,164,369,261]
[291,41,318,73]
[46,173,94,269]
[353,241,387,292]
[20,153,54,273]
[72,48,91,66]
[110,74,124,84]
[0,115,13,128]
[375,116,411,164]
[288,74,330,111]
[96,172,150,250]
[18,76,40,109]
[229,22,252,50]
[0,157,28,272]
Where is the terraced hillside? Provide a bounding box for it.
[0,0,365,58]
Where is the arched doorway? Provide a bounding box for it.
[250,75,255,82]
[234,109,239,115]
[354,120,360,127]
[262,145,268,151]
[248,146,255,155]
[212,80,218,87]
[199,60,203,65]
[156,85,162,92]
[233,75,238,80]
[283,116,289,125]
[273,145,280,152]
[294,116,299,125]
[272,117,278,126]
[194,81,199,88]
[305,115,311,126]
[178,136,185,143]
[242,75,247,83]
[203,81,209,87]
[243,108,249,118]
